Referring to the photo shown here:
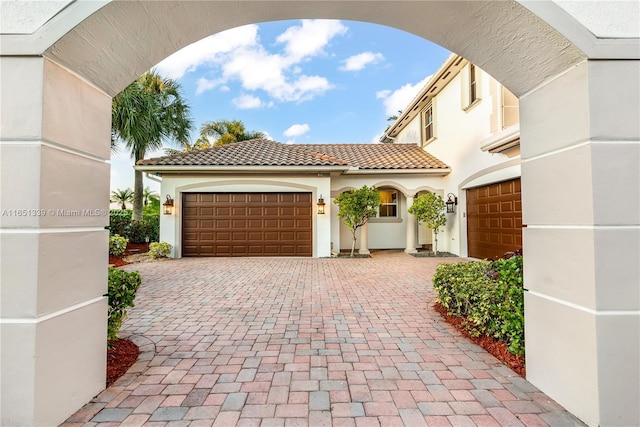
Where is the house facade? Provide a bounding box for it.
[138,54,522,259]
[382,53,522,258]
[136,141,450,258]
[136,55,522,258]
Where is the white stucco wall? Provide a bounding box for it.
[159,174,332,258]
[395,67,521,256]
[330,173,444,252]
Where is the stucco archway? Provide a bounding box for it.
[1,2,638,426]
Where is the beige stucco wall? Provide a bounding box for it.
[330,173,444,252]
[158,174,332,258]
[395,67,521,256]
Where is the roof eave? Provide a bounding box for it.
[134,165,350,173]
[342,168,451,175]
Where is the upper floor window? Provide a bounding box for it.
[378,189,398,217]
[462,63,481,110]
[469,64,478,104]
[421,103,435,146]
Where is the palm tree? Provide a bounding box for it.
[112,71,193,220]
[110,188,134,210]
[198,119,265,147]
[164,138,212,156]
[142,186,159,206]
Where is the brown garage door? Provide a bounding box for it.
[467,178,522,259]
[182,192,312,257]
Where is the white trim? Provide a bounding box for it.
[480,125,520,153]
[527,290,640,316]
[0,139,109,164]
[0,227,106,234]
[343,168,450,175]
[136,165,349,173]
[525,225,640,230]
[521,139,592,162]
[461,164,521,190]
[0,296,106,324]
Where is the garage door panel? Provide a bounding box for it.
[248,207,262,216]
[281,219,296,228]
[264,231,279,240]
[279,193,295,203]
[467,178,522,259]
[264,207,279,216]
[200,219,214,228]
[215,207,230,216]
[183,192,312,256]
[215,232,231,241]
[264,219,279,228]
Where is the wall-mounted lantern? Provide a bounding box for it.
[445,193,458,213]
[163,195,174,215]
[317,195,326,214]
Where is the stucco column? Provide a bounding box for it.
[0,57,111,426]
[520,60,639,427]
[404,194,417,253]
[358,222,370,255]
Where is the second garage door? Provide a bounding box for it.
[466,178,522,259]
[182,192,312,257]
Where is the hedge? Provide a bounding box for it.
[433,256,525,355]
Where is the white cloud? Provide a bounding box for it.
[283,123,310,138]
[377,75,432,116]
[196,77,222,95]
[276,20,348,61]
[154,25,260,79]
[340,52,384,71]
[167,20,347,104]
[232,94,264,109]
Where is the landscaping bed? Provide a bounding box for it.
[410,251,457,257]
[109,242,149,267]
[432,255,525,376]
[434,301,525,376]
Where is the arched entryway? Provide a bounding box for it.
[1,2,638,426]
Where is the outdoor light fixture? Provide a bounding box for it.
[317,195,326,214]
[446,193,458,213]
[163,195,174,215]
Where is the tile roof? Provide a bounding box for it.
[137,139,449,171]
[302,143,448,170]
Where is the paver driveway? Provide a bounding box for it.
[65,251,583,426]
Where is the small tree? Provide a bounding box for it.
[408,193,447,253]
[334,186,381,257]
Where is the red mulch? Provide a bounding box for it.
[109,242,150,267]
[434,302,526,377]
[106,339,140,387]
[107,243,147,385]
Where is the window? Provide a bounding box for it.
[421,103,434,145]
[469,64,478,104]
[378,189,398,217]
[462,63,481,110]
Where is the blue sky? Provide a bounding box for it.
[110,20,450,193]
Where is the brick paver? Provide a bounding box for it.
[67,252,584,426]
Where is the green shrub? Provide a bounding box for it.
[109,234,128,256]
[148,242,171,259]
[127,219,149,244]
[143,215,160,242]
[109,210,131,237]
[107,267,141,341]
[433,256,525,355]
